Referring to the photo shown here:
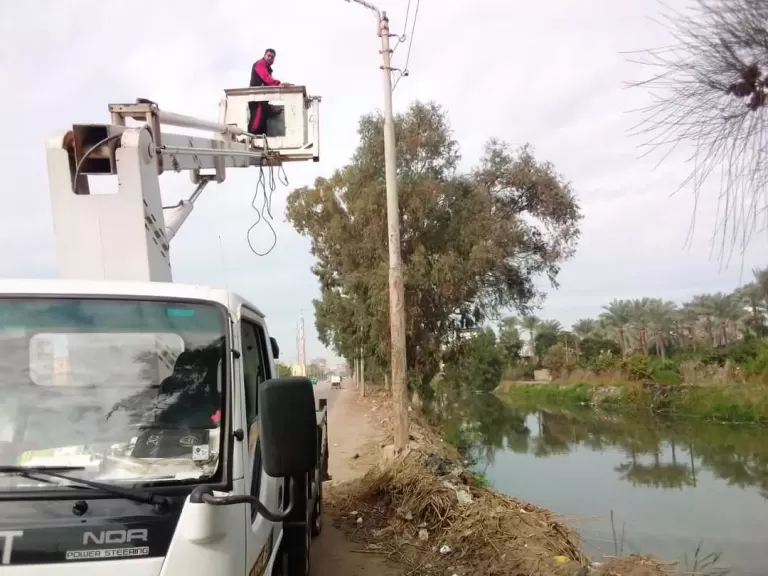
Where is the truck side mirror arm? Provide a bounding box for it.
[189,477,295,523]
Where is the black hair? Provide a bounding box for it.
[265,48,276,55]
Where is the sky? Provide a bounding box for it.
[0,0,765,365]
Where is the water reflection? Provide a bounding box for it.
[433,391,768,575]
[435,391,768,497]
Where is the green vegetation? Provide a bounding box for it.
[498,379,768,424]
[276,363,292,377]
[482,269,768,423]
[275,362,328,379]
[286,101,581,402]
[442,329,504,393]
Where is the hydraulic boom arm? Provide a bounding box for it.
[46,88,320,283]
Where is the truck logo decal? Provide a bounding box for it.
[0,531,23,565]
[146,435,161,446]
[83,529,148,546]
[179,435,197,446]
[65,547,150,561]
[61,530,151,562]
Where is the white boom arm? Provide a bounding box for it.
[45,88,320,283]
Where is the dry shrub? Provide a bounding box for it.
[328,449,587,576]
[564,367,595,382]
[560,369,625,385]
[678,360,720,385]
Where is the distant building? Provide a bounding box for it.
[327,362,347,376]
[519,340,535,358]
[311,357,327,369]
[457,327,482,341]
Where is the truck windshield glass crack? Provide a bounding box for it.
[0,297,226,491]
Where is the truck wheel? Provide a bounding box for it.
[311,478,323,537]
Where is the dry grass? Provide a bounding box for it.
[592,556,676,576]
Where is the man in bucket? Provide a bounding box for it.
[248,48,290,135]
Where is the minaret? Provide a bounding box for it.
[298,313,307,377]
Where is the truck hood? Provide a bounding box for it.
[0,496,182,568]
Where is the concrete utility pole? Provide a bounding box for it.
[345,0,409,450]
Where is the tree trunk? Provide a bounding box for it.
[618,326,626,357]
[657,332,666,361]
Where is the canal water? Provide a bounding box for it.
[435,392,768,576]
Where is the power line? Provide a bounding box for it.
[402,0,420,71]
[393,0,420,91]
[392,0,412,53]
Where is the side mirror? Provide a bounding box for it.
[270,337,280,360]
[258,377,317,478]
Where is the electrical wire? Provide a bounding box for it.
[72,133,124,191]
[392,0,412,54]
[393,0,420,92]
[247,136,289,257]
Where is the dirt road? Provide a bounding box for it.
[310,380,401,576]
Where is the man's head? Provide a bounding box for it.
[264,49,276,66]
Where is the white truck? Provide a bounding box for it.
[0,88,328,576]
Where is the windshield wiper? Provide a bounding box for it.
[0,466,169,507]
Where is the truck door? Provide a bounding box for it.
[240,314,282,575]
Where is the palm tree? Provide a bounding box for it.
[498,316,523,364]
[736,270,768,337]
[690,294,717,346]
[753,267,768,301]
[646,299,677,361]
[499,316,519,331]
[519,315,540,359]
[600,299,633,357]
[677,303,701,350]
[538,319,562,336]
[693,293,743,346]
[629,298,653,355]
[532,320,563,358]
[572,318,598,340]
[519,315,540,340]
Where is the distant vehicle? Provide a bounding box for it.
[330,375,341,389]
[310,377,318,386]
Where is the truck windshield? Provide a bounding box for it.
[0,297,227,491]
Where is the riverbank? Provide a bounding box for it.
[323,387,671,575]
[495,379,768,424]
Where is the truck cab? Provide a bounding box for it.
[0,279,328,576]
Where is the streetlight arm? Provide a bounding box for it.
[344,0,381,19]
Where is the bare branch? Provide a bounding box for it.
[627,0,768,262]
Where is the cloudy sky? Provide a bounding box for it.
[1,0,764,364]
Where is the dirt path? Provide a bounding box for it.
[310,381,402,576]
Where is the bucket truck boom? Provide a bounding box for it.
[0,86,329,576]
